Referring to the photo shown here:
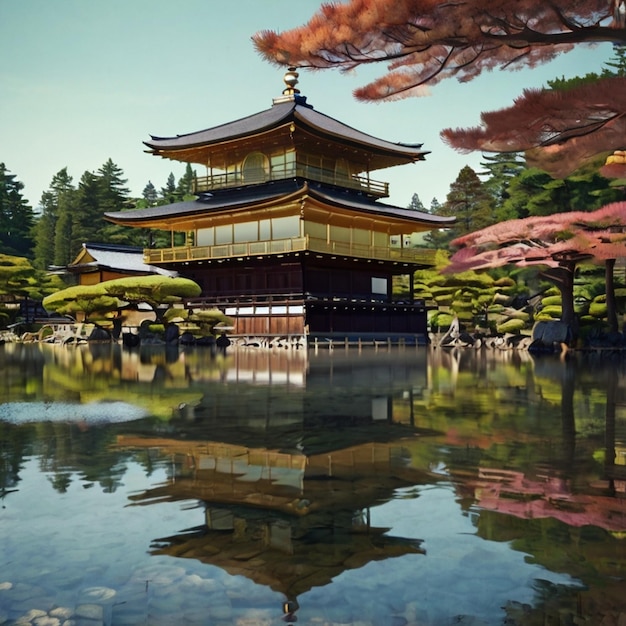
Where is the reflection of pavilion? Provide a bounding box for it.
[116,415,432,606]
[176,347,430,436]
[118,436,432,515]
[14,341,429,432]
[149,502,423,604]
[111,346,434,615]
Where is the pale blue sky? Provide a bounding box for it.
[0,1,614,210]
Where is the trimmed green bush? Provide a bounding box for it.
[588,301,607,318]
[496,318,526,333]
[541,295,562,307]
[430,312,455,330]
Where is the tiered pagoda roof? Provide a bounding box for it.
[143,92,429,172]
[105,179,453,230]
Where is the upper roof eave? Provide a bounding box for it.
[144,99,428,162]
[144,101,296,152]
[292,105,428,161]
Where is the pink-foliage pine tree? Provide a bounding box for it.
[254,0,626,102]
[445,202,626,331]
[441,76,626,178]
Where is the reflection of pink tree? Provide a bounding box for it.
[472,467,626,531]
[444,202,626,333]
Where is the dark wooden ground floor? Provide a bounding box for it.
[177,251,429,345]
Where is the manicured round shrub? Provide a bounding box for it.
[496,318,526,333]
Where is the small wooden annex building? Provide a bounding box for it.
[105,70,454,345]
[65,242,178,286]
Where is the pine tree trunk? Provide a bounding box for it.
[605,258,618,333]
[540,262,577,341]
[559,266,576,330]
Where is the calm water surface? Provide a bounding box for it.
[0,342,625,625]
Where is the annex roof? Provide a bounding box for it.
[69,242,178,277]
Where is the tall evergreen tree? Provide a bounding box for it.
[420,198,447,248]
[97,159,130,212]
[72,171,105,250]
[406,192,425,211]
[122,180,168,248]
[34,191,58,270]
[176,163,196,199]
[161,173,177,204]
[142,181,158,206]
[422,167,492,248]
[156,172,186,247]
[97,159,142,246]
[443,165,493,237]
[602,44,626,76]
[0,164,35,257]
[33,168,75,270]
[478,153,526,222]
[53,207,74,267]
[429,197,441,213]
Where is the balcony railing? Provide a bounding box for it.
[144,236,437,266]
[193,163,389,198]
[308,238,437,265]
[145,238,307,264]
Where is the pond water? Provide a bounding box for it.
[0,341,625,625]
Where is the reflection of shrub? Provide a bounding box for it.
[579,315,599,325]
[139,319,165,339]
[456,310,474,323]
[452,300,474,311]
[536,305,562,321]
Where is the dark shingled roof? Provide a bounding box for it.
[144,97,428,162]
[105,179,454,227]
[307,183,454,225]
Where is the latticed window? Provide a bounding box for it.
[242,152,269,183]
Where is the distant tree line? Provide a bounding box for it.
[0,159,196,271]
[414,153,623,250]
